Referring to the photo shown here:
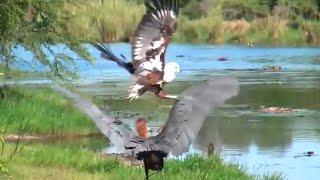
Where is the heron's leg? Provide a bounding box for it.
[161,169,165,178]
[145,166,149,180]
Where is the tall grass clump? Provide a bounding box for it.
[0,65,4,80]
[0,86,97,135]
[66,0,145,42]
[300,20,320,44]
[59,0,320,45]
[106,155,254,179]
[247,16,287,45]
[175,6,225,44]
[5,144,118,174]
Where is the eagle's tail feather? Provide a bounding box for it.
[92,43,135,74]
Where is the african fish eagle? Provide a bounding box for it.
[93,0,181,101]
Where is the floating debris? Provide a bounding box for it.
[307,151,315,156]
[176,55,186,58]
[294,151,316,158]
[111,111,140,119]
[262,66,282,71]
[217,57,228,61]
[260,106,295,113]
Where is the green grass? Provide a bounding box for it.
[0,143,260,180]
[0,66,4,80]
[0,86,97,135]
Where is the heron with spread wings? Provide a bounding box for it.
[53,77,239,179]
[93,0,181,101]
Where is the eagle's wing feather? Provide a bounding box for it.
[132,0,179,74]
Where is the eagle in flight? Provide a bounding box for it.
[93,0,181,101]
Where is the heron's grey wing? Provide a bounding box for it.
[132,0,179,74]
[150,77,239,156]
[51,85,136,154]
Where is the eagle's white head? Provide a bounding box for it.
[163,62,181,83]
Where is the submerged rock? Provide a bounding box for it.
[294,151,316,158]
[217,57,228,61]
[176,55,186,58]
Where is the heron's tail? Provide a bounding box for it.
[92,43,135,74]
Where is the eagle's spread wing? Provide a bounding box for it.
[132,0,179,74]
[132,77,239,156]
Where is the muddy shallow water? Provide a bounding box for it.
[9,44,320,179]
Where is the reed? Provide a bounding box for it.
[66,0,145,42]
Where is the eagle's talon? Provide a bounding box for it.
[165,95,178,100]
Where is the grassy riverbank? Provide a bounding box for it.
[0,86,97,134]
[1,144,257,180]
[66,0,320,46]
[0,86,281,179]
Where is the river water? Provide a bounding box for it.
[9,43,320,179]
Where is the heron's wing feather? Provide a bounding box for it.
[154,77,239,155]
[51,85,136,153]
[132,0,179,74]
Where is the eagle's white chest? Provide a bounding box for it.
[163,71,176,83]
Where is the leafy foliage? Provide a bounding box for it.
[0,0,93,81]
